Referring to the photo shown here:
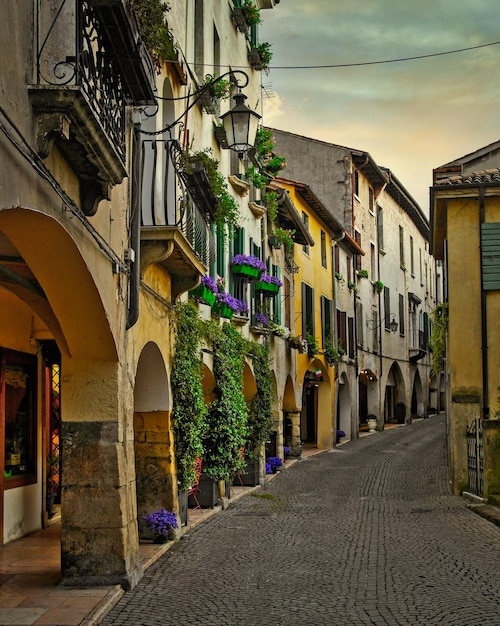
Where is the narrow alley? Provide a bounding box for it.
[103,415,500,626]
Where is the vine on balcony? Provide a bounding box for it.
[131,0,177,71]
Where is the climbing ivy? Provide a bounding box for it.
[429,302,448,376]
[171,302,206,491]
[246,341,273,460]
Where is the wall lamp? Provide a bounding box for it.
[366,313,398,333]
[143,70,261,155]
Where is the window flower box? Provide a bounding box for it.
[231,254,266,281]
[190,276,217,306]
[255,274,282,296]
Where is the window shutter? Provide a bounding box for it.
[481,222,500,290]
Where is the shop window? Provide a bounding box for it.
[2,349,37,488]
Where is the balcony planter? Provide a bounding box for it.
[213,302,234,319]
[268,234,282,249]
[232,7,249,33]
[189,474,219,508]
[190,284,216,306]
[248,43,272,71]
[255,274,282,297]
[231,254,266,281]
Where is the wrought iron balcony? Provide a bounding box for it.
[139,139,215,300]
[409,329,427,362]
[29,0,156,216]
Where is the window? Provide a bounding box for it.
[194,0,204,81]
[355,300,363,348]
[399,293,405,335]
[348,317,355,359]
[2,349,38,488]
[353,170,359,198]
[399,225,405,268]
[369,187,374,214]
[321,230,327,268]
[370,242,376,279]
[419,248,423,285]
[383,286,391,331]
[334,245,340,273]
[321,296,333,348]
[302,212,309,256]
[302,282,314,336]
[354,230,361,271]
[377,205,384,250]
[337,309,347,353]
[371,307,379,353]
[410,236,415,276]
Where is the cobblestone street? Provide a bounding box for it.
[103,415,500,626]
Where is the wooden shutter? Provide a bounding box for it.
[481,222,500,290]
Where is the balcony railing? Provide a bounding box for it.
[141,140,214,268]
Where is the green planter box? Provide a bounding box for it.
[255,281,279,296]
[190,284,216,306]
[232,264,261,280]
[213,302,234,319]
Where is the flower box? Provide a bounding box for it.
[232,264,261,280]
[190,284,216,306]
[255,281,280,296]
[213,302,234,319]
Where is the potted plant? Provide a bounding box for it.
[357,269,369,279]
[231,254,266,280]
[269,227,295,253]
[143,508,178,543]
[367,414,378,433]
[232,0,261,32]
[190,275,217,306]
[306,334,319,358]
[248,42,272,71]
[199,73,232,113]
[266,456,283,473]
[213,292,243,319]
[288,334,308,354]
[348,280,358,293]
[373,279,384,294]
[254,312,268,328]
[267,321,290,338]
[336,430,346,443]
[255,274,282,296]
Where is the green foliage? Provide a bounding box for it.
[246,342,273,459]
[131,0,176,70]
[264,191,278,223]
[429,302,448,376]
[348,280,358,293]
[189,149,240,240]
[270,227,295,254]
[171,302,206,491]
[357,269,369,279]
[242,0,261,25]
[202,323,248,481]
[247,128,286,189]
[306,334,319,358]
[204,74,232,100]
[373,279,384,294]
[255,42,272,69]
[335,272,345,284]
[323,339,340,366]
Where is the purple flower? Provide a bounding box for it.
[265,463,272,474]
[260,274,283,287]
[231,254,266,272]
[283,446,291,455]
[266,456,283,469]
[237,300,249,315]
[143,508,178,537]
[255,313,268,326]
[217,292,242,312]
[200,275,217,293]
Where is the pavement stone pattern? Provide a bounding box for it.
[102,416,500,626]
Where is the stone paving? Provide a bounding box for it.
[102,415,500,626]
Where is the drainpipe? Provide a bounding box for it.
[478,184,489,418]
[331,233,345,437]
[126,122,142,330]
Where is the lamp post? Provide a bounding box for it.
[220,90,261,156]
[366,313,398,334]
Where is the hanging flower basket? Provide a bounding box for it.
[231,254,266,281]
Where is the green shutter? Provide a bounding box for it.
[481,222,500,291]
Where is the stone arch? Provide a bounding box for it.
[337,372,352,440]
[0,207,117,361]
[301,359,332,448]
[410,368,425,419]
[133,342,175,537]
[382,361,406,424]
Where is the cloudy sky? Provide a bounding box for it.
[259,0,500,213]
